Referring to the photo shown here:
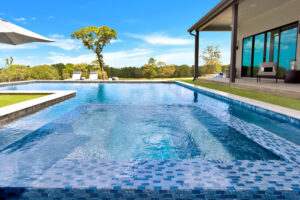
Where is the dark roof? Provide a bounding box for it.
[188,0,236,33]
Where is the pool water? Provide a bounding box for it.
[0,83,298,163]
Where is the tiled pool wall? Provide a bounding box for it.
[0,187,299,199]
[175,81,300,126]
[0,81,299,199]
[0,159,300,199]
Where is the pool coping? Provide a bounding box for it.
[0,90,76,127]
[0,80,171,87]
[175,81,300,125]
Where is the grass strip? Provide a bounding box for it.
[181,80,300,111]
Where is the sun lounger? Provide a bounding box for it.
[89,71,98,80]
[72,71,81,80]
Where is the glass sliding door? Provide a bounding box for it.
[253,34,265,77]
[241,22,298,78]
[278,25,298,77]
[242,37,253,77]
[265,30,280,63]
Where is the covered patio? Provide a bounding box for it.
[199,77,300,98]
[188,0,300,85]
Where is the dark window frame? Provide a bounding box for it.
[241,21,299,77]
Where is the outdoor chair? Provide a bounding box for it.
[89,71,98,80]
[257,62,278,83]
[72,71,81,80]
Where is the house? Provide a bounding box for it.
[188,0,300,82]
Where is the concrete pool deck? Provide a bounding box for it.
[198,77,300,99]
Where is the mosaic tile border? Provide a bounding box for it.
[0,187,299,199]
[1,159,299,199]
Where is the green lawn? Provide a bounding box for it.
[119,77,193,81]
[0,94,48,108]
[181,80,300,111]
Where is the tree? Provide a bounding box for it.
[31,65,60,80]
[5,56,14,68]
[141,58,158,79]
[0,65,30,82]
[158,65,176,78]
[71,26,117,80]
[221,64,230,73]
[157,61,166,68]
[142,64,157,79]
[174,65,192,77]
[52,63,65,80]
[62,63,74,79]
[200,45,222,74]
[148,57,156,65]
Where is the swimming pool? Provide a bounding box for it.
[0,82,299,199]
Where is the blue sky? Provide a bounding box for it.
[0,0,231,68]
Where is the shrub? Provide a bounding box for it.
[0,65,31,82]
[31,65,60,80]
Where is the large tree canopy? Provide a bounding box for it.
[201,45,222,74]
[71,26,117,80]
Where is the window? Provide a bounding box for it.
[265,30,280,63]
[242,37,252,67]
[242,22,298,78]
[253,34,265,76]
[278,25,298,76]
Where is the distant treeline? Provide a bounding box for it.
[0,62,195,82]
[0,57,197,82]
[104,65,195,78]
[0,57,230,82]
[0,63,106,82]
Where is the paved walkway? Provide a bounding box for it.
[198,77,300,98]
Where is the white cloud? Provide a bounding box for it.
[13,17,26,22]
[103,48,152,67]
[47,35,82,51]
[47,52,95,64]
[31,17,36,20]
[155,46,230,66]
[46,46,229,68]
[48,16,54,19]
[110,39,122,44]
[46,34,121,50]
[13,56,36,66]
[155,49,194,65]
[0,43,38,50]
[46,48,152,67]
[127,33,193,45]
[49,34,64,38]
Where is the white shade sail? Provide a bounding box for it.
[0,18,53,45]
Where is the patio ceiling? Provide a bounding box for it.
[188,0,294,33]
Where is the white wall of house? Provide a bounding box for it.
[236,0,300,77]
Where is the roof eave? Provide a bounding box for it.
[188,0,237,33]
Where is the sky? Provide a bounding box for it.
[0,0,231,68]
